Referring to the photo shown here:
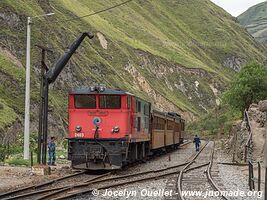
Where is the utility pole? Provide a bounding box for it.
[23,13,54,160]
[35,45,51,164]
[23,16,32,160]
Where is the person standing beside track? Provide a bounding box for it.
[193,135,201,152]
[48,136,56,166]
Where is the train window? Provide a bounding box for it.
[167,120,174,130]
[127,96,131,109]
[144,117,149,129]
[99,95,121,109]
[153,116,165,130]
[144,104,150,116]
[74,95,96,109]
[138,101,141,112]
[159,118,165,130]
[137,117,141,132]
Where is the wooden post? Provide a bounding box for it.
[232,129,237,162]
[30,151,33,167]
[249,161,252,190]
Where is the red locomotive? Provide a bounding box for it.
[68,85,185,170]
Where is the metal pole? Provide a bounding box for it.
[23,16,32,160]
[249,161,252,190]
[36,45,51,164]
[37,49,45,164]
[244,145,248,163]
[258,162,261,191]
[41,79,49,165]
[251,162,255,190]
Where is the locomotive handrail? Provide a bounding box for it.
[244,110,253,162]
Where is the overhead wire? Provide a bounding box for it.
[56,0,133,23]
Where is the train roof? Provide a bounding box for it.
[167,112,181,118]
[70,87,133,95]
[152,110,182,120]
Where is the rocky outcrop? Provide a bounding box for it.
[223,120,248,162]
[224,102,267,163]
[223,56,246,72]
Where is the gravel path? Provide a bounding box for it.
[216,148,263,200]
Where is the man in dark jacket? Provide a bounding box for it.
[193,135,201,152]
[48,137,56,166]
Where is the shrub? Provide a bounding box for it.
[223,62,267,112]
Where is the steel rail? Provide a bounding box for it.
[177,141,209,200]
[0,170,85,199]
[24,161,189,199]
[217,162,248,166]
[2,161,188,200]
[2,141,193,200]
[2,172,111,200]
[206,144,230,200]
[52,170,183,200]
[184,162,209,173]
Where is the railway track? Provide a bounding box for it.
[1,162,188,200]
[177,141,230,200]
[0,171,109,200]
[0,141,192,200]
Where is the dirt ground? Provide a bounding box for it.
[0,163,73,193]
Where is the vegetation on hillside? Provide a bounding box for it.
[187,105,241,136]
[0,0,267,143]
[223,62,267,112]
[238,1,267,46]
[188,62,267,136]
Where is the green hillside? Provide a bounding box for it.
[238,1,267,46]
[0,0,266,138]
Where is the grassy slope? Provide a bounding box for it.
[0,52,24,130]
[60,0,265,73]
[0,0,266,132]
[238,1,267,46]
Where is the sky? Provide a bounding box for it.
[210,0,267,16]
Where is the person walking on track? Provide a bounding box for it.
[193,135,201,152]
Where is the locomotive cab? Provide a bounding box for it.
[68,86,132,170]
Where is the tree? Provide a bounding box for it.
[223,62,267,112]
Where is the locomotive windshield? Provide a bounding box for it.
[99,95,121,109]
[74,95,96,108]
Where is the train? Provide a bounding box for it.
[67,85,185,170]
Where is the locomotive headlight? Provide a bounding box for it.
[75,125,82,132]
[90,86,95,92]
[99,85,105,92]
[112,126,120,133]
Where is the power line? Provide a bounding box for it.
[58,0,133,22]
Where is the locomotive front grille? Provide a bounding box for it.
[88,145,104,160]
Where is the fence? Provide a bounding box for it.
[244,110,253,163]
